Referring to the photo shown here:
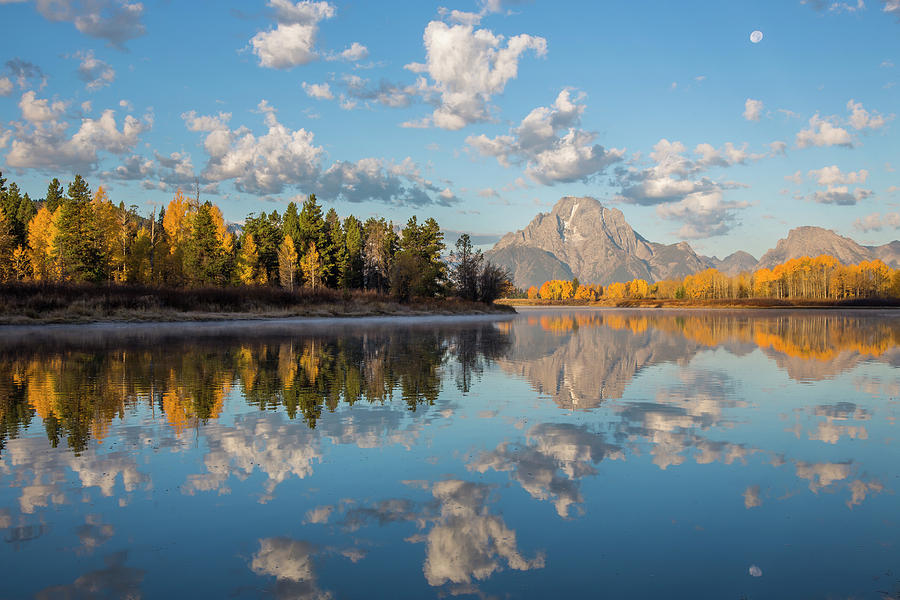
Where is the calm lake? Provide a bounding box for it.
[1,309,898,599]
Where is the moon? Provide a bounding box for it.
[750,30,763,43]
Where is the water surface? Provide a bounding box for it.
[1,309,898,599]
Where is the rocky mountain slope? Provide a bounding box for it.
[754,226,900,271]
[486,197,714,289]
[486,196,900,289]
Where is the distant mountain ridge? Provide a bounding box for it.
[485,196,900,289]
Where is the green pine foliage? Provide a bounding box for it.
[0,172,509,303]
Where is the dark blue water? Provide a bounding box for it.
[0,310,898,599]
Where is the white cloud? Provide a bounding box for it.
[422,480,545,586]
[23,0,146,49]
[6,105,150,171]
[191,102,322,193]
[467,89,623,184]
[341,74,418,108]
[182,110,231,133]
[802,0,866,11]
[656,190,749,239]
[846,99,888,130]
[803,165,873,205]
[854,211,900,232]
[102,153,154,180]
[743,98,763,121]
[18,90,66,122]
[0,77,13,96]
[154,150,196,186]
[3,58,45,90]
[182,103,452,204]
[250,537,333,598]
[615,138,754,205]
[796,114,853,148]
[302,81,334,100]
[883,0,900,16]
[74,50,115,90]
[785,170,803,184]
[404,21,546,129]
[317,156,451,206]
[810,186,873,205]
[441,0,530,26]
[808,165,868,185]
[796,101,891,148]
[612,137,758,237]
[249,0,340,69]
[329,41,369,62]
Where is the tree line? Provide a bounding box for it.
[527,254,900,302]
[0,171,509,303]
[0,325,510,453]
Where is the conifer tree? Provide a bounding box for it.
[297,194,326,256]
[0,211,15,282]
[44,178,64,213]
[184,202,226,285]
[243,211,282,283]
[341,215,365,289]
[323,208,343,288]
[52,198,102,282]
[67,174,92,203]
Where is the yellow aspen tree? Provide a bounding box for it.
[92,186,121,281]
[12,246,30,280]
[300,242,322,289]
[605,282,627,299]
[628,279,650,298]
[236,234,262,285]
[278,235,299,290]
[26,206,57,281]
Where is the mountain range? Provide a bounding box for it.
[485,196,900,289]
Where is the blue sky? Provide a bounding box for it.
[0,0,897,258]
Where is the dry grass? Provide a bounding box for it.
[0,283,514,324]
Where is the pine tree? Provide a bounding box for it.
[67,174,92,203]
[44,178,64,213]
[341,215,364,289]
[243,211,282,283]
[283,202,301,245]
[16,194,36,246]
[449,233,482,301]
[184,202,226,286]
[0,211,15,282]
[52,199,103,282]
[297,194,326,257]
[323,208,343,288]
[397,216,445,298]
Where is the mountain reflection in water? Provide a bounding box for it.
[0,310,898,599]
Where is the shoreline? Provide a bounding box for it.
[497,298,900,310]
[0,283,515,326]
[0,304,515,326]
